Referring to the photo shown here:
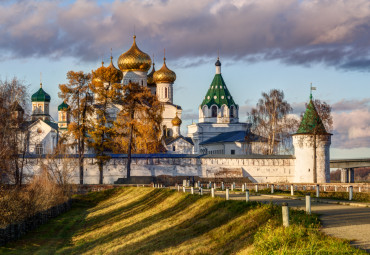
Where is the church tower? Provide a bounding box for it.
[153,53,176,103]
[117,35,151,86]
[58,101,70,130]
[31,83,51,121]
[199,58,238,123]
[292,98,331,183]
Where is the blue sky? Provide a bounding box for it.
[2,0,370,159]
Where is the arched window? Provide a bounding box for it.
[202,105,208,117]
[211,105,217,117]
[230,106,234,118]
[165,88,168,98]
[141,80,143,86]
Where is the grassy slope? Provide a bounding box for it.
[0,187,365,255]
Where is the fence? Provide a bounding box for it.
[0,199,72,246]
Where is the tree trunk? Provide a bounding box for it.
[99,161,103,184]
[313,134,317,183]
[79,137,84,184]
[126,123,133,180]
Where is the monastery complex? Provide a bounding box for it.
[14,36,331,184]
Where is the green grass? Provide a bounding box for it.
[0,187,365,254]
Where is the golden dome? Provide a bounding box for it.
[107,56,123,83]
[171,114,182,126]
[117,36,152,72]
[153,57,176,84]
[147,62,156,86]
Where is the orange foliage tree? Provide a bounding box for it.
[114,82,163,179]
[89,59,123,184]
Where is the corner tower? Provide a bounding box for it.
[31,83,51,121]
[292,98,331,183]
[199,58,238,123]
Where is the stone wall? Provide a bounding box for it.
[23,154,295,184]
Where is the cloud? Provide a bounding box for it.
[2,0,370,70]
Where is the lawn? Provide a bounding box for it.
[0,187,365,254]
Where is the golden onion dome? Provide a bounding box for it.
[171,114,182,126]
[107,56,123,83]
[147,62,156,85]
[117,36,152,72]
[153,57,176,84]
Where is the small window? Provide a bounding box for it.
[165,88,168,98]
[230,106,234,118]
[141,80,143,86]
[211,105,217,117]
[231,150,235,155]
[36,144,43,155]
[173,146,176,151]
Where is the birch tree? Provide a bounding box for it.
[248,89,293,155]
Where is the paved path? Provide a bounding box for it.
[179,188,370,252]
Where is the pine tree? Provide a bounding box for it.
[58,71,93,184]
[114,82,163,180]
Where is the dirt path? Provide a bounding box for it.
[182,188,370,252]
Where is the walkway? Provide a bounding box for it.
[180,188,370,252]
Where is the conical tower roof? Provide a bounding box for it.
[296,100,328,134]
[201,59,236,108]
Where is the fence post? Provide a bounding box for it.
[305,193,311,215]
[246,190,250,202]
[200,188,203,196]
[255,184,258,193]
[226,188,229,200]
[290,184,294,196]
[316,185,320,198]
[271,184,274,194]
[211,187,215,198]
[282,202,289,227]
[191,187,194,194]
[183,186,186,193]
[214,182,217,189]
[349,186,353,201]
[222,182,224,190]
[242,184,245,192]
[177,185,180,192]
[231,184,234,191]
[359,186,362,193]
[334,186,337,192]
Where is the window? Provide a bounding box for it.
[230,106,234,118]
[231,150,235,155]
[165,88,168,98]
[173,146,176,151]
[141,80,143,86]
[36,144,43,155]
[211,105,217,117]
[62,113,66,121]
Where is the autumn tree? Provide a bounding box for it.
[89,58,123,184]
[248,89,293,155]
[114,82,163,180]
[59,71,93,184]
[0,77,29,185]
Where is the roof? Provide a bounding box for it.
[201,74,237,108]
[164,135,194,145]
[200,130,267,145]
[58,101,69,111]
[296,100,328,135]
[31,87,51,102]
[10,102,24,112]
[25,119,59,131]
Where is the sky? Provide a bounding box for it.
[1,0,370,159]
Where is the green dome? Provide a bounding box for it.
[31,86,51,102]
[58,101,69,111]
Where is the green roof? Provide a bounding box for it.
[58,101,69,111]
[201,74,237,108]
[31,87,51,102]
[296,100,328,134]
